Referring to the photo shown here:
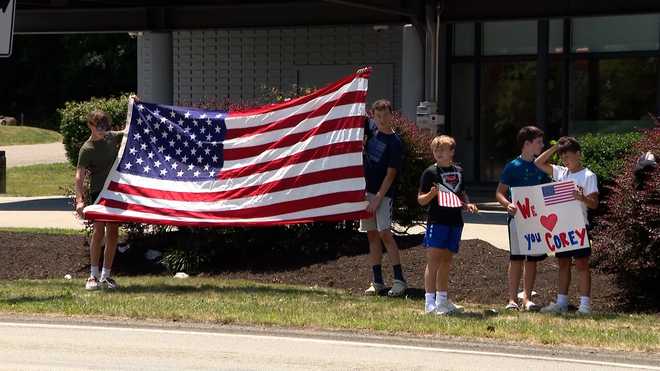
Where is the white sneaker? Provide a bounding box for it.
[524,301,541,312]
[435,301,464,315]
[85,276,99,291]
[364,282,385,296]
[577,305,591,315]
[387,279,407,297]
[540,301,568,314]
[425,304,436,314]
[517,290,538,300]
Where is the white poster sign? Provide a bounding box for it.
[510,180,590,255]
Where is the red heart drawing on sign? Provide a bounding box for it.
[540,214,558,231]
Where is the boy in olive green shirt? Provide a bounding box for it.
[75,109,124,290]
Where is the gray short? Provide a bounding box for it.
[359,193,393,232]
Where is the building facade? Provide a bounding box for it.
[14,1,660,185]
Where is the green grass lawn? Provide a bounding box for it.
[0,126,62,146]
[0,227,84,235]
[5,163,75,196]
[0,276,657,352]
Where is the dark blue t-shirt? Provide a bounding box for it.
[499,156,551,201]
[364,121,403,198]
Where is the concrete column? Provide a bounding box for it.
[436,22,449,117]
[401,24,424,121]
[138,31,173,104]
[424,0,438,103]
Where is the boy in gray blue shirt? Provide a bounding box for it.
[495,126,551,311]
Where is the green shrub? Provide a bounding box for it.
[577,131,642,184]
[391,113,434,227]
[58,94,132,167]
[591,129,660,310]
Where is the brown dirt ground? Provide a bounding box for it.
[0,231,622,311]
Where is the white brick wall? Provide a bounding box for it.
[172,25,403,109]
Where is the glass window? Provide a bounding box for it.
[453,23,474,56]
[450,63,476,182]
[480,61,536,182]
[572,15,660,53]
[571,58,657,134]
[483,20,537,56]
[549,19,564,54]
[546,57,564,138]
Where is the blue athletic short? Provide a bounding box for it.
[423,224,463,253]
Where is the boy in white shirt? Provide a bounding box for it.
[534,137,599,314]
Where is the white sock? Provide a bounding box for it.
[425,293,436,308]
[436,291,448,305]
[579,296,590,308]
[557,294,569,307]
[101,268,111,280]
[90,266,100,279]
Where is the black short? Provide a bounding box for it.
[555,247,591,259]
[510,253,547,262]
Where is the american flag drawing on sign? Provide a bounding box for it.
[542,181,575,206]
[437,183,463,208]
[83,70,371,226]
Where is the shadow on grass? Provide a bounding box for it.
[0,294,70,304]
[536,312,623,321]
[114,282,341,297]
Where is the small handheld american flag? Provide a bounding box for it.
[542,181,575,206]
[437,183,463,208]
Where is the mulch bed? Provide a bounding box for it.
[0,231,622,311]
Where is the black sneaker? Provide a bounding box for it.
[100,277,118,290]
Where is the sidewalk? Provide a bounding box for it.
[0,196,510,250]
[0,142,68,168]
[0,196,84,229]
[396,210,508,251]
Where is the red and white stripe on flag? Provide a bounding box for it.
[83,69,372,227]
[437,184,463,208]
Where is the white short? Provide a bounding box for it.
[359,193,393,232]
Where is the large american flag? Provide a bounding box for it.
[83,70,371,226]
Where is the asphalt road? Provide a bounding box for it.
[0,319,658,371]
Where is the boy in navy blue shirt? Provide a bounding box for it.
[361,99,406,297]
[495,126,551,311]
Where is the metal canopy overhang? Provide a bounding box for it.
[14,1,660,34]
[14,1,424,34]
[440,0,660,22]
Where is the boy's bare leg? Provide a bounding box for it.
[558,257,571,295]
[90,221,105,269]
[436,249,453,292]
[523,260,538,305]
[367,230,384,266]
[379,230,401,265]
[103,222,119,270]
[508,260,523,304]
[575,257,591,298]
[425,249,442,293]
